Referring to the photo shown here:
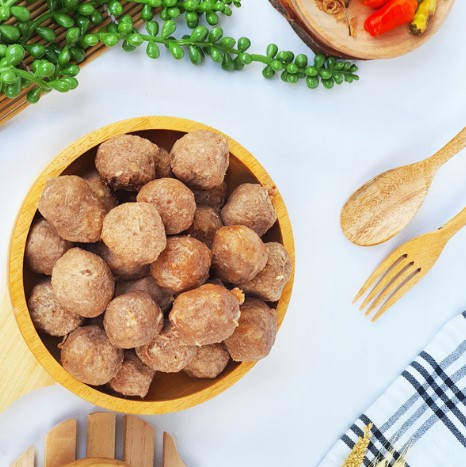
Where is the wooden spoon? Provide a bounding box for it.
[341,126,466,246]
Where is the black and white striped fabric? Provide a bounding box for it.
[319,312,466,466]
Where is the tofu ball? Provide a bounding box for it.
[61,325,123,386]
[239,242,292,302]
[183,343,230,379]
[186,206,223,248]
[101,202,166,265]
[38,175,106,243]
[97,242,149,280]
[115,276,174,313]
[224,298,277,362]
[82,169,118,212]
[108,351,156,398]
[52,247,114,318]
[191,181,227,209]
[137,178,196,235]
[103,291,163,349]
[28,279,84,336]
[154,146,173,178]
[150,236,211,294]
[25,217,72,275]
[221,183,277,237]
[136,321,197,373]
[95,134,157,191]
[170,130,229,189]
[169,284,243,346]
[211,225,268,284]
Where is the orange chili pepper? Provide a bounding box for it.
[360,0,390,8]
[364,0,418,36]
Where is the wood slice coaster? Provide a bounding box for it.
[269,0,455,60]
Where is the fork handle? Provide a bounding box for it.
[427,126,466,171]
[440,205,466,240]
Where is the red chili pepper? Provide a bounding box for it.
[364,0,418,36]
[360,0,390,8]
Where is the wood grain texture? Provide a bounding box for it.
[162,432,186,467]
[44,419,77,467]
[87,413,116,459]
[270,0,454,60]
[123,415,155,467]
[10,446,35,467]
[341,126,466,246]
[7,117,294,414]
[64,459,129,467]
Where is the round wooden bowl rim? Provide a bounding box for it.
[8,115,295,414]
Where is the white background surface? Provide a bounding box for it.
[1,2,466,466]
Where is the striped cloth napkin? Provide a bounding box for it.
[319,311,466,467]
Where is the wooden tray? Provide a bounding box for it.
[0,1,144,126]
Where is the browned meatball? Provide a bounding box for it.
[191,181,227,209]
[221,183,277,237]
[224,298,277,362]
[150,236,211,294]
[25,217,72,275]
[137,178,196,235]
[52,247,114,318]
[101,203,166,265]
[169,284,242,346]
[95,134,157,191]
[97,242,149,280]
[183,343,230,379]
[186,206,223,248]
[61,325,123,386]
[170,130,229,189]
[82,169,118,212]
[154,146,173,178]
[136,322,197,373]
[211,225,268,284]
[28,279,83,336]
[103,291,163,349]
[239,242,292,302]
[115,276,174,313]
[109,351,156,398]
[38,175,106,243]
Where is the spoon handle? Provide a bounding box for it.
[427,126,466,171]
[439,204,466,241]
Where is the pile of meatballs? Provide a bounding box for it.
[25,129,292,399]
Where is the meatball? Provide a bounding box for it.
[136,322,197,373]
[82,169,118,212]
[170,130,229,189]
[239,242,292,302]
[51,247,114,318]
[115,276,174,313]
[191,181,227,209]
[154,146,173,178]
[183,344,230,379]
[137,178,195,235]
[38,175,106,243]
[61,325,123,386]
[224,298,277,362]
[25,217,72,275]
[109,351,156,398]
[211,225,268,284]
[95,134,158,191]
[186,206,223,247]
[221,183,277,237]
[150,236,211,294]
[103,291,163,349]
[169,284,243,346]
[101,202,166,265]
[28,279,83,336]
[97,242,149,280]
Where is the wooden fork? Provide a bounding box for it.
[354,204,466,322]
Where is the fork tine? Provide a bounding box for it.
[371,269,423,322]
[358,256,411,311]
[363,262,415,317]
[353,248,407,304]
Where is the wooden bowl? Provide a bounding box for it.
[8,116,295,415]
[270,0,455,60]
